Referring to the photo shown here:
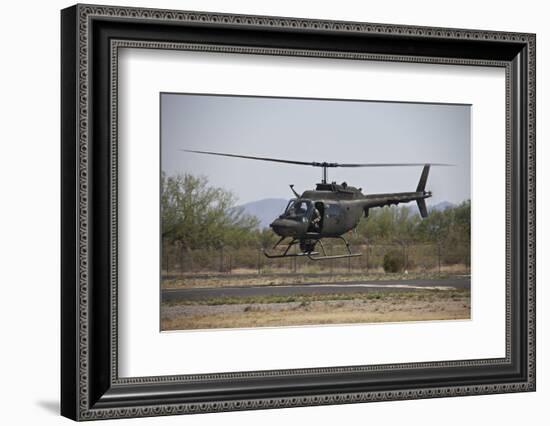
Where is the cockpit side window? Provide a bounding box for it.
[283,199,312,219]
[283,199,296,214]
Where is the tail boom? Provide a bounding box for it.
[363,164,433,217]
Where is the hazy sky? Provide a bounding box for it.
[161,93,470,205]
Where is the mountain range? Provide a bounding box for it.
[236,198,456,229]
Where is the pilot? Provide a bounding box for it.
[311,206,321,231]
[295,202,306,215]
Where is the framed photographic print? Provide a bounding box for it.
[61,4,536,421]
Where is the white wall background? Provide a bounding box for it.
[0,0,546,424]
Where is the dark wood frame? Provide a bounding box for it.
[61,4,536,421]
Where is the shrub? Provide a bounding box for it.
[383,249,405,273]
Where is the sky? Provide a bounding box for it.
[161,93,471,205]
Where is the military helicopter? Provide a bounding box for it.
[184,149,450,261]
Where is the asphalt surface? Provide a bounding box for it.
[161,276,470,302]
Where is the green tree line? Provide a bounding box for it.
[354,199,470,247]
[162,172,470,264]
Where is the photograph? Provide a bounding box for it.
[160,93,472,331]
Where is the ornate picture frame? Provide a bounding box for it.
[61,4,535,420]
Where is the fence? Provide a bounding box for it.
[162,241,470,275]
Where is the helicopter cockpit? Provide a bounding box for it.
[281,199,313,221]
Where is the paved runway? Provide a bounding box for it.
[162,276,470,302]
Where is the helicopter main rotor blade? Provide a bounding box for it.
[182,150,314,166]
[336,162,453,167]
[182,150,453,168]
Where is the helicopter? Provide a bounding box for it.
[184,149,450,261]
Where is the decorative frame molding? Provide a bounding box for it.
[61,4,535,421]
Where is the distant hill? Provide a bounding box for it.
[236,198,458,229]
[235,198,288,229]
[405,200,456,216]
[430,201,455,211]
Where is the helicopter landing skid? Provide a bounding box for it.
[307,252,362,261]
[262,237,319,259]
[263,250,320,259]
[306,236,362,261]
[262,236,361,261]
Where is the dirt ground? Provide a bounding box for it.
[161,289,470,330]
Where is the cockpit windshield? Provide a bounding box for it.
[282,199,312,220]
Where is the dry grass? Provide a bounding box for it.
[163,289,465,306]
[161,290,470,330]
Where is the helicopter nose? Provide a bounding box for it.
[269,219,301,237]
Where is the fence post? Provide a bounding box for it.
[257,248,261,275]
[329,246,333,275]
[367,244,372,273]
[163,242,169,275]
[437,243,441,274]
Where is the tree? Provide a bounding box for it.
[357,205,419,244]
[256,228,278,250]
[357,207,395,242]
[161,172,259,251]
[444,200,471,265]
[416,209,451,243]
